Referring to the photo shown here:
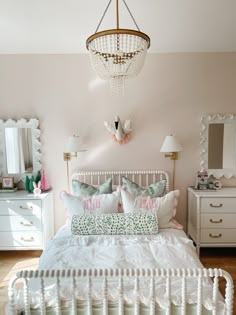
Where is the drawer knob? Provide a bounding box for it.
[210,219,223,224]
[20,221,33,226]
[21,236,34,242]
[209,233,222,238]
[19,205,33,210]
[210,203,223,208]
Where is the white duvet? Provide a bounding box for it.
[40,227,200,271]
[32,227,224,311]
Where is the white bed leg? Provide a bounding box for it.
[223,270,234,315]
[149,275,155,315]
[134,273,140,315]
[196,270,202,315]
[118,272,124,315]
[55,277,61,315]
[23,278,30,315]
[72,277,77,315]
[103,276,108,315]
[8,274,18,315]
[212,271,219,315]
[87,277,92,315]
[181,271,186,315]
[40,277,46,315]
[165,272,171,315]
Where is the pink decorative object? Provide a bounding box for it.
[2,176,14,189]
[111,132,131,144]
[40,169,50,191]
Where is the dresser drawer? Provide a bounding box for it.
[200,198,236,212]
[201,213,236,228]
[0,199,42,216]
[0,215,42,231]
[201,229,236,243]
[0,191,53,250]
[0,231,42,247]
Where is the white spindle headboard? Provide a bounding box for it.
[71,170,170,192]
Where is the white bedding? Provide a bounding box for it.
[40,227,200,271]
[33,227,224,311]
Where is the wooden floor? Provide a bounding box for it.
[0,248,235,314]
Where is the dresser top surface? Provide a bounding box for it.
[0,190,51,200]
[188,187,236,197]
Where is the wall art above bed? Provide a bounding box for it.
[104,116,132,144]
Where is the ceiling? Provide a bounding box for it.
[0,0,235,54]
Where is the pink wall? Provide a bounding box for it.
[0,53,236,231]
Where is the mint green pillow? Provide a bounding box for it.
[71,212,158,235]
[72,178,112,196]
[121,176,166,197]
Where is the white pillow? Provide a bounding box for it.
[121,188,183,229]
[60,190,120,230]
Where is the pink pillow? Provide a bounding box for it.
[121,189,183,230]
[60,190,120,231]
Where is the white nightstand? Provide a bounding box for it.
[0,190,54,250]
[187,187,236,256]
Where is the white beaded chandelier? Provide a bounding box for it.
[86,0,150,94]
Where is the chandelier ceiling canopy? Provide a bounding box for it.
[86,0,151,94]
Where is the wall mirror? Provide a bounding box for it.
[200,114,236,178]
[0,118,41,182]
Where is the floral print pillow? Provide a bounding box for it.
[71,212,158,235]
[121,176,166,197]
[72,178,112,196]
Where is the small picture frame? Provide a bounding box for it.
[2,176,14,189]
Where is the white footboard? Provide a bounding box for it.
[8,268,234,315]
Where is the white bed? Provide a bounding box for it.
[7,170,234,315]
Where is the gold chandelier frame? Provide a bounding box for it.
[86,29,150,50]
[86,0,150,51]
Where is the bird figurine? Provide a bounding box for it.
[104,116,132,144]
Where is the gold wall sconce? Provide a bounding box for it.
[160,135,183,190]
[63,135,86,191]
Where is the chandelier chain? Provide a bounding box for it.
[95,0,113,33]
[95,0,140,34]
[122,0,140,31]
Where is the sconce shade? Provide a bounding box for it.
[160,135,183,153]
[66,135,86,152]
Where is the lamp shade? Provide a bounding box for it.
[160,135,183,153]
[66,135,86,152]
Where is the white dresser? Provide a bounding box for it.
[187,187,236,255]
[0,191,54,250]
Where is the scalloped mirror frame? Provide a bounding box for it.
[0,118,42,182]
[200,114,236,179]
